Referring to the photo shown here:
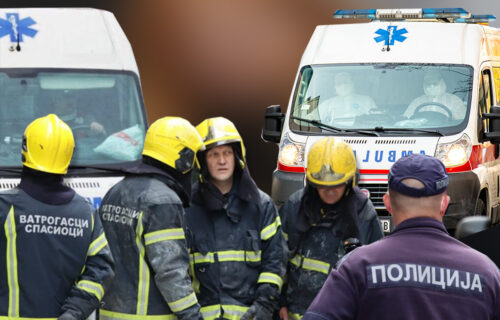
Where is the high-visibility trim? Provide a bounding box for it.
[76,279,104,301]
[200,304,221,320]
[192,252,215,263]
[91,212,95,231]
[218,250,261,263]
[99,309,176,320]
[0,317,56,320]
[221,304,249,319]
[5,205,19,318]
[167,292,198,313]
[135,211,150,315]
[144,228,185,246]
[257,272,283,291]
[190,250,262,264]
[260,216,281,241]
[87,232,108,256]
[290,254,330,275]
[188,257,201,294]
[198,304,249,320]
[288,311,303,320]
[283,231,289,241]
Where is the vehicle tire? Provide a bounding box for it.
[474,198,486,216]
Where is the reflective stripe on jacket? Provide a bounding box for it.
[280,187,384,317]
[0,188,113,318]
[99,173,201,320]
[185,183,284,319]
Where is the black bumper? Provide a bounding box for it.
[444,171,481,229]
[271,169,305,207]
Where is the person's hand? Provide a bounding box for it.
[90,121,106,135]
[279,306,290,320]
[240,301,272,320]
[58,312,77,320]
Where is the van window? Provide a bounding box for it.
[493,67,500,105]
[0,69,147,170]
[290,64,473,135]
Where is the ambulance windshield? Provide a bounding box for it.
[0,69,147,171]
[290,64,472,134]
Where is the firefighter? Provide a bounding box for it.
[98,117,204,319]
[185,117,284,320]
[0,114,114,319]
[279,137,383,320]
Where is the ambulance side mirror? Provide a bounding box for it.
[455,216,490,239]
[262,105,284,143]
[483,105,500,143]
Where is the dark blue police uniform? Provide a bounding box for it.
[304,153,500,320]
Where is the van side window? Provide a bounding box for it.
[493,68,500,105]
[479,69,493,136]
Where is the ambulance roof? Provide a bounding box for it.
[302,21,500,67]
[0,8,138,74]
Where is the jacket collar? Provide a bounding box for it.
[126,162,191,207]
[392,216,448,234]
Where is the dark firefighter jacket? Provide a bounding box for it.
[0,169,114,320]
[185,173,284,320]
[98,162,202,320]
[280,186,383,319]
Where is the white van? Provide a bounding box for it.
[262,8,500,232]
[0,8,147,208]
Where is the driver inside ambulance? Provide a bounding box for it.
[404,70,466,121]
[52,93,106,136]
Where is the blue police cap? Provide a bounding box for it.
[388,154,449,197]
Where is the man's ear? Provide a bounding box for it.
[383,192,392,216]
[440,194,450,216]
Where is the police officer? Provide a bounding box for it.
[304,154,500,319]
[185,117,284,320]
[98,117,204,319]
[0,114,114,320]
[279,137,383,320]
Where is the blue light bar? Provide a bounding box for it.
[421,8,470,19]
[455,14,496,24]
[333,8,470,20]
[333,9,376,19]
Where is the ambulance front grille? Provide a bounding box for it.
[342,139,417,145]
[0,182,18,190]
[343,139,368,145]
[358,183,387,209]
[64,181,101,189]
[374,139,416,145]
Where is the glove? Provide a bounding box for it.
[241,301,273,320]
[58,311,78,320]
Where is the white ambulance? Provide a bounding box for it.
[262,8,500,232]
[0,8,147,209]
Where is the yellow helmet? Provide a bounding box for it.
[22,114,75,174]
[142,117,204,174]
[196,117,246,168]
[306,137,357,187]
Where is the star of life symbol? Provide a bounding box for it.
[374,26,407,46]
[0,13,37,42]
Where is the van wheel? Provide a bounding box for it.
[474,198,486,216]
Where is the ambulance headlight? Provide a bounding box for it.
[278,134,305,167]
[435,134,472,167]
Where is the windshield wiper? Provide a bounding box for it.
[291,116,379,136]
[0,168,22,174]
[372,127,444,136]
